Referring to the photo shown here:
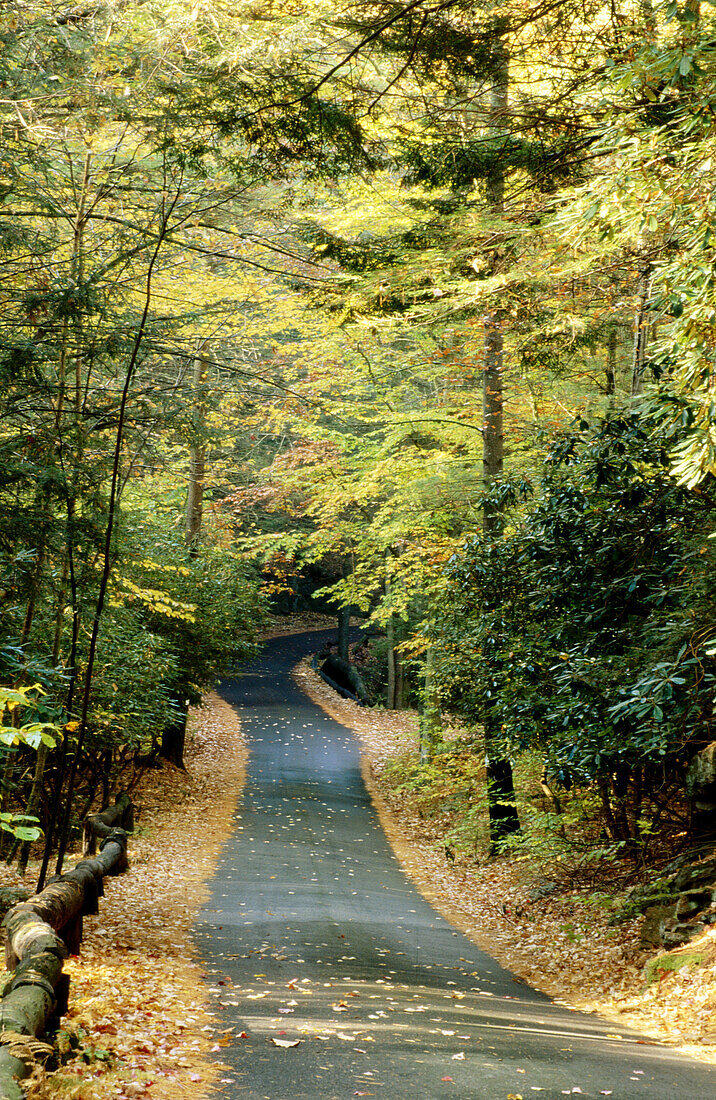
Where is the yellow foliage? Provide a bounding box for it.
[111,578,196,622]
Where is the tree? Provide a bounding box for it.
[435,412,716,851]
[0,0,366,872]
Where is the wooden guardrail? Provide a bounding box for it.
[0,795,133,1099]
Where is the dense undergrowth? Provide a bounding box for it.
[381,726,696,899]
[297,657,716,1056]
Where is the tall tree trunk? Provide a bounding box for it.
[337,604,351,663]
[51,556,70,667]
[185,344,208,557]
[385,615,406,709]
[385,567,397,709]
[46,183,181,883]
[631,266,652,397]
[161,690,188,770]
[386,610,397,710]
[605,326,617,407]
[20,487,53,646]
[482,33,520,849]
[12,742,49,875]
[483,315,505,537]
[38,158,91,889]
[395,643,407,709]
[419,645,441,763]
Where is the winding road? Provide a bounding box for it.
[194,631,714,1099]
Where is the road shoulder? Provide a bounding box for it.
[25,691,246,1100]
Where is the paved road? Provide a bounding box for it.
[194,632,714,1099]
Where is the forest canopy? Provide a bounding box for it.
[0,0,714,876]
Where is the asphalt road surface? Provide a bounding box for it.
[194,631,714,1099]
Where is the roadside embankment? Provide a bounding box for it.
[293,656,716,1065]
[11,692,246,1100]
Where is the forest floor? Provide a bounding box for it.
[3,689,247,1100]
[1,613,713,1100]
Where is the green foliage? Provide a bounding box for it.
[555,0,716,486]
[400,135,581,192]
[381,733,491,853]
[0,813,41,842]
[435,413,716,842]
[0,684,60,752]
[644,951,705,985]
[2,0,715,869]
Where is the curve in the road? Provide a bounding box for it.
[194,631,714,1099]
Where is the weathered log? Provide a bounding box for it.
[83,791,133,856]
[0,803,132,1098]
[0,1049,30,1100]
[0,913,65,1096]
[316,655,369,704]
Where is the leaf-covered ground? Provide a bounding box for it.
[293,659,716,1066]
[11,691,247,1100]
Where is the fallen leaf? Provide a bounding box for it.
[271,1037,301,1048]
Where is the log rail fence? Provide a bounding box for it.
[0,794,134,1099]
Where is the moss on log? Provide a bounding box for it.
[0,801,132,1098]
[83,792,134,856]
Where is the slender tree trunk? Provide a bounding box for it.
[631,267,652,397]
[47,181,182,883]
[483,316,505,537]
[419,645,441,763]
[185,344,208,556]
[12,742,49,875]
[337,604,351,663]
[10,489,53,869]
[384,567,397,709]
[605,327,617,406]
[482,37,506,537]
[161,690,187,770]
[482,33,520,849]
[37,160,91,888]
[385,615,406,709]
[20,487,53,646]
[395,643,407,709]
[51,556,70,667]
[386,611,397,710]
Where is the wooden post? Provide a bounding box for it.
[82,792,133,857]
